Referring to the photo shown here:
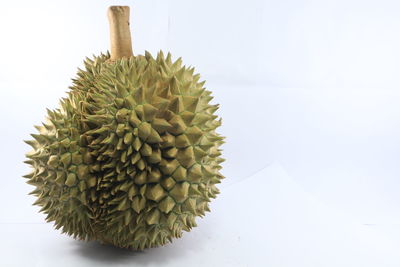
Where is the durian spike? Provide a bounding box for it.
[107,6,133,60]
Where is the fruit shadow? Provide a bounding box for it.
[71,221,211,266]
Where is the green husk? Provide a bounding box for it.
[24,51,224,250]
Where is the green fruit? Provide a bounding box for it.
[24,51,224,250]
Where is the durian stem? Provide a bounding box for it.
[107,6,133,60]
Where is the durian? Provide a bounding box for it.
[24,6,224,250]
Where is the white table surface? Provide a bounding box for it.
[2,162,400,267]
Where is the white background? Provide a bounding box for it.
[1,0,400,266]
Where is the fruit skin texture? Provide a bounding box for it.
[24,51,224,250]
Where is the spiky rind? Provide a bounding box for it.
[24,51,224,250]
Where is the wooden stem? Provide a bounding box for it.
[107,6,133,60]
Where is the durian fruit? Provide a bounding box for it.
[24,6,224,250]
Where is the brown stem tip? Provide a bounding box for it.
[107,6,133,61]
